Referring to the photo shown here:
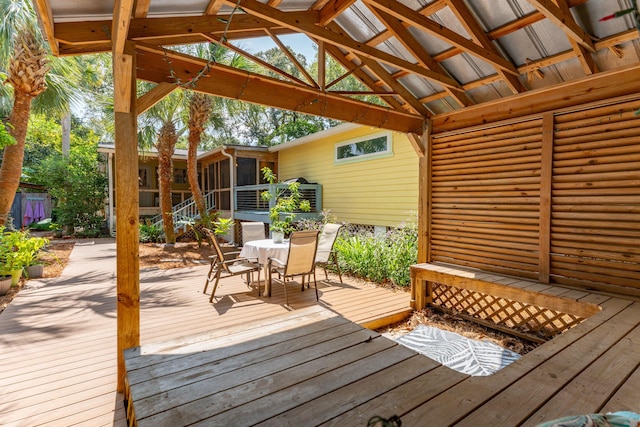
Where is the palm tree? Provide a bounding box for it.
[139,89,186,243]
[0,0,82,226]
[186,91,212,225]
[0,28,49,226]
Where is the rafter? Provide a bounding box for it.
[323,44,407,112]
[203,33,313,87]
[319,0,356,26]
[444,0,525,94]
[368,7,472,108]
[134,0,150,18]
[362,0,518,76]
[265,29,319,88]
[135,44,425,132]
[551,0,597,75]
[526,0,595,52]
[205,0,225,15]
[221,0,462,89]
[327,22,431,116]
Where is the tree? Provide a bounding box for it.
[35,144,107,236]
[187,92,213,225]
[0,28,49,226]
[0,0,83,227]
[139,89,186,244]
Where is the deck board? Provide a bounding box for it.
[0,240,411,426]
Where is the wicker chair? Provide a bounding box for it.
[202,228,261,302]
[267,230,320,306]
[315,223,344,283]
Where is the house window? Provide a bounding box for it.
[174,168,187,184]
[138,167,150,188]
[335,131,392,163]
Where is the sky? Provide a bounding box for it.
[229,33,318,63]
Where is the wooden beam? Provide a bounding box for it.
[363,0,519,76]
[369,7,472,108]
[407,132,425,158]
[265,29,319,88]
[431,63,640,132]
[527,0,595,52]
[202,33,312,87]
[136,82,177,114]
[539,112,553,284]
[205,0,226,15]
[112,0,135,54]
[136,45,426,133]
[551,0,597,75]
[113,40,140,393]
[318,40,326,90]
[33,0,58,55]
[323,44,408,112]
[419,121,432,264]
[319,0,356,26]
[222,0,462,89]
[444,0,525,94]
[54,14,312,45]
[134,0,151,18]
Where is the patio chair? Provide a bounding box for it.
[315,223,344,283]
[241,221,266,246]
[202,228,261,303]
[267,230,320,306]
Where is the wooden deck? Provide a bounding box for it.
[126,293,640,426]
[0,239,411,426]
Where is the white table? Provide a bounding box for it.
[239,239,289,296]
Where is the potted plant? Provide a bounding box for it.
[260,167,311,243]
[0,227,26,286]
[21,235,49,278]
[0,227,49,283]
[0,273,11,296]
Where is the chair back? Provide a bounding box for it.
[284,230,320,276]
[315,223,343,263]
[203,228,229,272]
[241,222,266,245]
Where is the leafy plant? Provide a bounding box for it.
[139,220,164,243]
[34,147,108,237]
[260,167,311,234]
[212,217,234,236]
[0,227,49,271]
[333,219,418,287]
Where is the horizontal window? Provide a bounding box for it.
[335,132,392,163]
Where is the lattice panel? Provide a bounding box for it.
[432,283,584,339]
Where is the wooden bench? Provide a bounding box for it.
[410,262,601,339]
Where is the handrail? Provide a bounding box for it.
[151,190,216,233]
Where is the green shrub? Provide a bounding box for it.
[139,222,163,243]
[334,220,417,287]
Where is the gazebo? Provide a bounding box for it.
[34,0,640,407]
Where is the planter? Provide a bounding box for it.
[2,269,22,286]
[272,231,285,244]
[0,275,11,296]
[25,264,44,279]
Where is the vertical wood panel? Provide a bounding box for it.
[539,113,553,283]
[114,40,140,392]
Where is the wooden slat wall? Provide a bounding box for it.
[429,96,640,295]
[551,100,640,292]
[430,118,543,279]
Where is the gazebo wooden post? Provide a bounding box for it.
[113,39,140,392]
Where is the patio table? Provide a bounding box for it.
[239,238,289,296]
